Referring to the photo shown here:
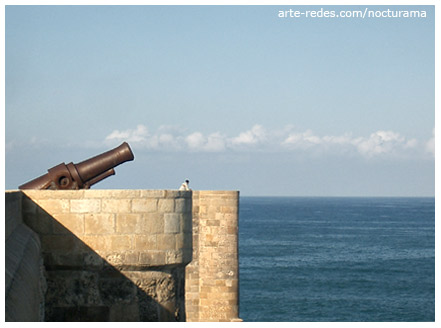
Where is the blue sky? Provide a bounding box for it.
[5,4,435,196]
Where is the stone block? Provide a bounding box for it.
[123,251,140,264]
[84,213,115,235]
[158,199,174,213]
[132,198,157,213]
[109,235,132,251]
[165,250,183,264]
[142,213,164,234]
[140,190,166,198]
[70,199,101,213]
[181,213,192,233]
[206,220,220,226]
[165,190,191,198]
[23,190,85,200]
[139,251,166,265]
[223,213,239,224]
[52,213,84,235]
[134,235,157,250]
[104,252,125,266]
[101,199,131,213]
[82,235,108,250]
[198,205,208,215]
[84,236,132,252]
[164,213,180,234]
[36,199,70,213]
[85,189,140,199]
[220,206,237,214]
[175,198,191,213]
[116,213,142,234]
[156,234,176,250]
[175,234,185,249]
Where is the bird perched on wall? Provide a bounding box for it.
[179,179,191,191]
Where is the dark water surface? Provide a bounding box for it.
[238,197,434,322]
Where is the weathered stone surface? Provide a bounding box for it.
[5,191,46,322]
[6,189,240,322]
[158,199,175,213]
[7,190,191,321]
[185,190,241,322]
[102,199,131,213]
[53,213,85,235]
[116,213,142,234]
[164,213,181,234]
[132,198,157,213]
[84,213,115,235]
[70,199,101,213]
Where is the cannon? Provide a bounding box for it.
[19,142,134,190]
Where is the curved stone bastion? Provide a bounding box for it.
[5,189,241,322]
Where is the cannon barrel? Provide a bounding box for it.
[18,142,134,190]
[75,142,134,183]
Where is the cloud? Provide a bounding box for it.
[185,132,226,152]
[284,129,418,158]
[102,124,424,158]
[6,124,427,161]
[283,130,328,149]
[353,131,408,157]
[105,124,149,143]
[230,125,266,147]
[425,128,435,156]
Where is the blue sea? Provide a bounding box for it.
[238,197,435,322]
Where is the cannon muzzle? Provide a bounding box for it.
[18,142,134,190]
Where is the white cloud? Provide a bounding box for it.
[425,128,435,156]
[352,131,420,157]
[185,132,205,150]
[353,131,404,157]
[283,129,418,158]
[185,132,226,152]
[105,124,149,143]
[205,132,227,152]
[6,123,427,161]
[230,124,266,146]
[102,124,424,158]
[283,130,325,149]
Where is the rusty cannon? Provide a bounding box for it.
[19,142,134,190]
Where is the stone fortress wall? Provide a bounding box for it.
[186,191,241,322]
[5,189,241,322]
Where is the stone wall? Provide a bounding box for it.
[20,189,192,321]
[5,189,241,322]
[185,191,241,322]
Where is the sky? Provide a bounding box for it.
[4,4,436,196]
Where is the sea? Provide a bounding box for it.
[238,197,435,322]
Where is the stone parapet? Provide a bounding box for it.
[21,190,192,270]
[20,189,192,321]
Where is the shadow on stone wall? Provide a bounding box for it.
[22,194,185,322]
